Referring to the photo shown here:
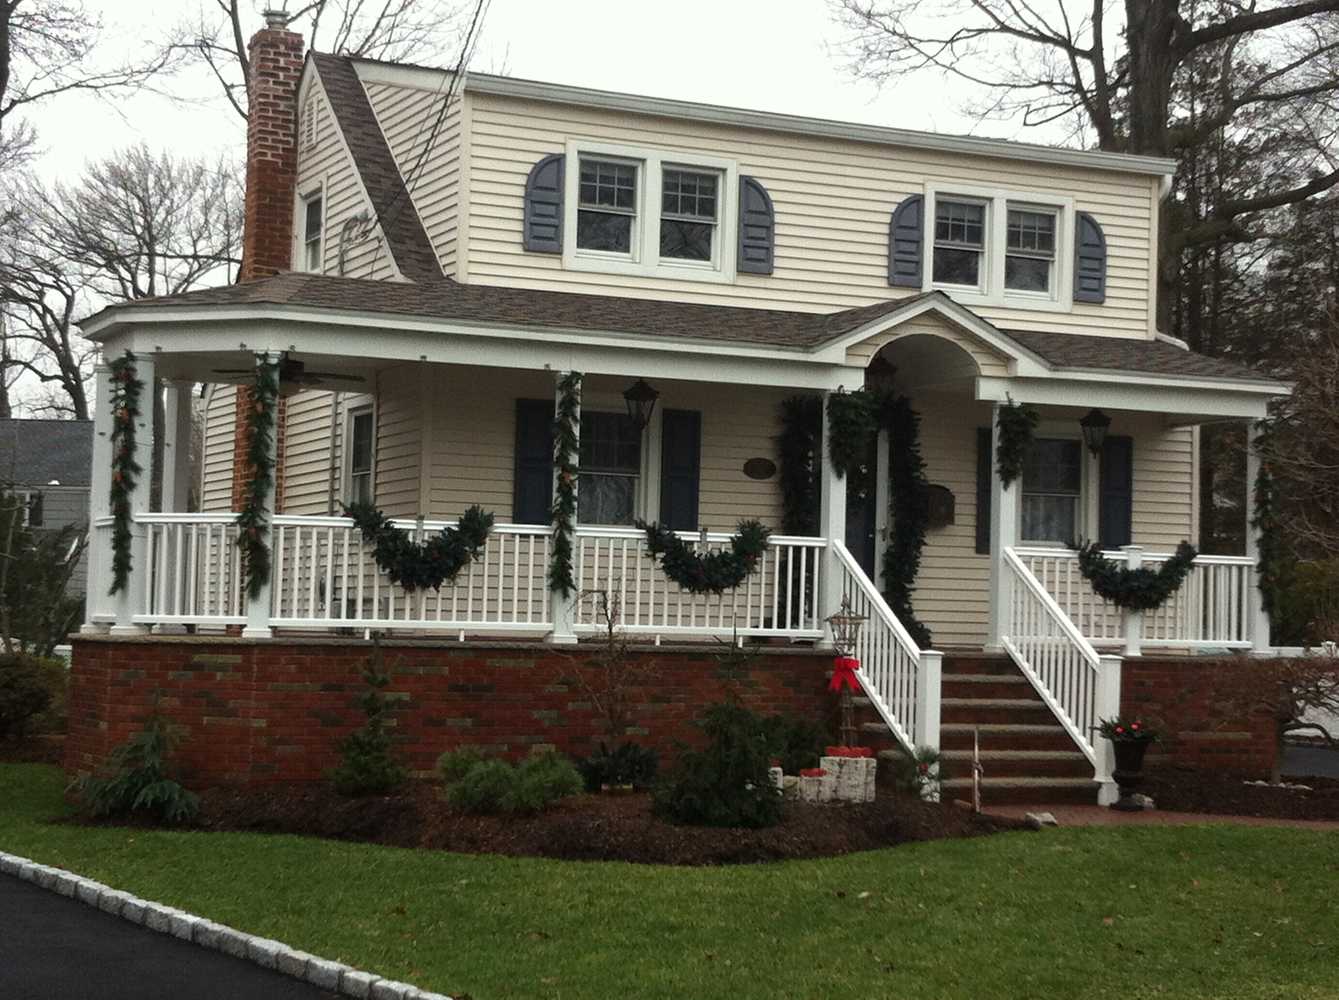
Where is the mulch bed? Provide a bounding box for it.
[166,783,1030,865]
[1143,766,1339,821]
[0,736,63,766]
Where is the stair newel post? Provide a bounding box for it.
[987,403,1020,651]
[1120,545,1144,656]
[1095,653,1124,806]
[915,649,943,800]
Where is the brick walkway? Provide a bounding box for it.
[989,804,1339,830]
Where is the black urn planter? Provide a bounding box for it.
[1109,738,1153,811]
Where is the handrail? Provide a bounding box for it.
[1003,549,1104,667]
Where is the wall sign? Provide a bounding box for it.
[743,457,777,481]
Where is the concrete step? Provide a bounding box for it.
[940,749,1092,779]
[942,775,1099,806]
[941,675,1041,701]
[940,723,1080,754]
[941,654,1017,676]
[940,698,1057,726]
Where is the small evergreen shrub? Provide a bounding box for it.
[0,654,54,739]
[508,751,585,813]
[653,701,783,828]
[761,713,829,774]
[890,745,945,797]
[439,748,583,815]
[577,741,659,791]
[445,758,515,813]
[436,745,488,785]
[330,640,407,797]
[72,713,199,824]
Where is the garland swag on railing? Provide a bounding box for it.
[237,356,280,600]
[107,352,144,595]
[1074,540,1199,611]
[995,399,1039,489]
[636,519,771,595]
[549,371,582,597]
[344,504,494,591]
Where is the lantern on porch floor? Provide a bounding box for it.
[825,596,867,747]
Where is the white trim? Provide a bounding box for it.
[455,69,1178,177]
[976,374,1281,420]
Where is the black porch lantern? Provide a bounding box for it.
[1079,408,1111,455]
[623,379,659,432]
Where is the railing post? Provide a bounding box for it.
[110,356,155,636]
[242,352,280,639]
[819,390,847,644]
[547,371,579,645]
[1244,424,1272,654]
[1120,545,1143,657]
[987,403,1019,650]
[81,365,115,634]
[1095,653,1123,806]
[914,648,943,766]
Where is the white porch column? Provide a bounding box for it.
[1120,545,1144,656]
[819,391,848,644]
[161,381,194,513]
[547,371,580,644]
[986,403,1020,650]
[1244,423,1272,653]
[874,426,891,591]
[1095,652,1123,806]
[110,355,156,636]
[242,353,280,639]
[80,364,115,634]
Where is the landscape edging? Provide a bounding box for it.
[0,849,450,1000]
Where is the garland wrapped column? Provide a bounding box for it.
[106,352,144,595]
[549,371,582,598]
[236,355,280,601]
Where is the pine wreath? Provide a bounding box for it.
[549,371,581,597]
[636,519,771,595]
[345,503,494,591]
[1074,540,1199,611]
[107,351,144,595]
[825,388,878,478]
[995,399,1039,488]
[236,357,280,600]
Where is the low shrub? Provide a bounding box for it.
[577,741,659,791]
[761,713,829,774]
[0,654,54,739]
[72,713,199,824]
[439,748,583,815]
[653,701,783,828]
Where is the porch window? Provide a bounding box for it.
[1005,207,1057,294]
[660,168,718,262]
[1021,438,1082,544]
[302,193,324,273]
[578,410,641,525]
[577,158,638,255]
[932,198,986,289]
[346,407,374,506]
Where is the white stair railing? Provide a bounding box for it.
[1001,546,1121,795]
[830,540,940,756]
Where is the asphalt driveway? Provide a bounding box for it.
[0,874,339,1000]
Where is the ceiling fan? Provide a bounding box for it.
[212,356,366,397]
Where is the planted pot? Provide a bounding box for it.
[1109,738,1152,812]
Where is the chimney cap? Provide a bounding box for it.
[262,9,289,30]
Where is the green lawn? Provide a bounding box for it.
[3,764,1336,1000]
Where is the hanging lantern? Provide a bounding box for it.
[623,378,659,432]
[1079,408,1111,455]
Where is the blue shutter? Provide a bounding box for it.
[975,426,992,554]
[660,409,702,531]
[737,176,775,274]
[513,399,554,524]
[1098,435,1133,549]
[1073,211,1107,303]
[523,154,564,253]
[888,195,924,287]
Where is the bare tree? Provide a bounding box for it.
[181,0,468,120]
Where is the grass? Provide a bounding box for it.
[3,764,1338,1000]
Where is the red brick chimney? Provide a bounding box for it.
[232,12,303,512]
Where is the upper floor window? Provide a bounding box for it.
[660,169,718,262]
[346,406,374,506]
[933,199,987,290]
[577,159,638,254]
[1006,207,1057,295]
[302,193,324,273]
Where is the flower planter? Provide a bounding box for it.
[1109,738,1153,812]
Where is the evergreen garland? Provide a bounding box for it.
[825,388,878,478]
[1074,540,1199,611]
[1250,422,1281,618]
[345,503,494,591]
[549,371,582,597]
[879,392,933,648]
[995,399,1039,488]
[637,519,771,595]
[107,352,144,595]
[778,395,822,536]
[236,357,280,600]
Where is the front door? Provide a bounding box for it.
[845,430,879,579]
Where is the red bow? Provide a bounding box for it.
[829,656,861,692]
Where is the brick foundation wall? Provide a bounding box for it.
[1121,656,1278,778]
[65,638,836,787]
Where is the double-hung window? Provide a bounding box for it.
[933,199,987,289]
[578,411,642,526]
[346,407,374,506]
[1006,207,1057,294]
[660,168,718,262]
[577,159,638,254]
[1020,438,1083,545]
[302,193,324,273]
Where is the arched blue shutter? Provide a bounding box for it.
[1073,211,1107,303]
[1098,435,1133,549]
[975,426,992,554]
[737,176,775,274]
[523,154,564,253]
[888,195,924,287]
[660,409,701,531]
[513,399,555,524]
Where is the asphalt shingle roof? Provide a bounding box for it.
[0,419,93,487]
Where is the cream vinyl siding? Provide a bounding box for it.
[296,76,395,280]
[373,366,424,517]
[365,79,463,276]
[200,385,237,512]
[282,389,342,515]
[463,91,1156,337]
[1129,418,1195,550]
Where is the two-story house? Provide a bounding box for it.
[69,16,1286,802]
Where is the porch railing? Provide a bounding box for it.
[1014,546,1257,650]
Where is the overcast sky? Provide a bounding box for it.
[32,0,1075,183]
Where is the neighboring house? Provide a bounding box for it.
[0,418,93,595]
[69,16,1288,800]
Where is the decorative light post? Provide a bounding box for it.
[825,595,867,747]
